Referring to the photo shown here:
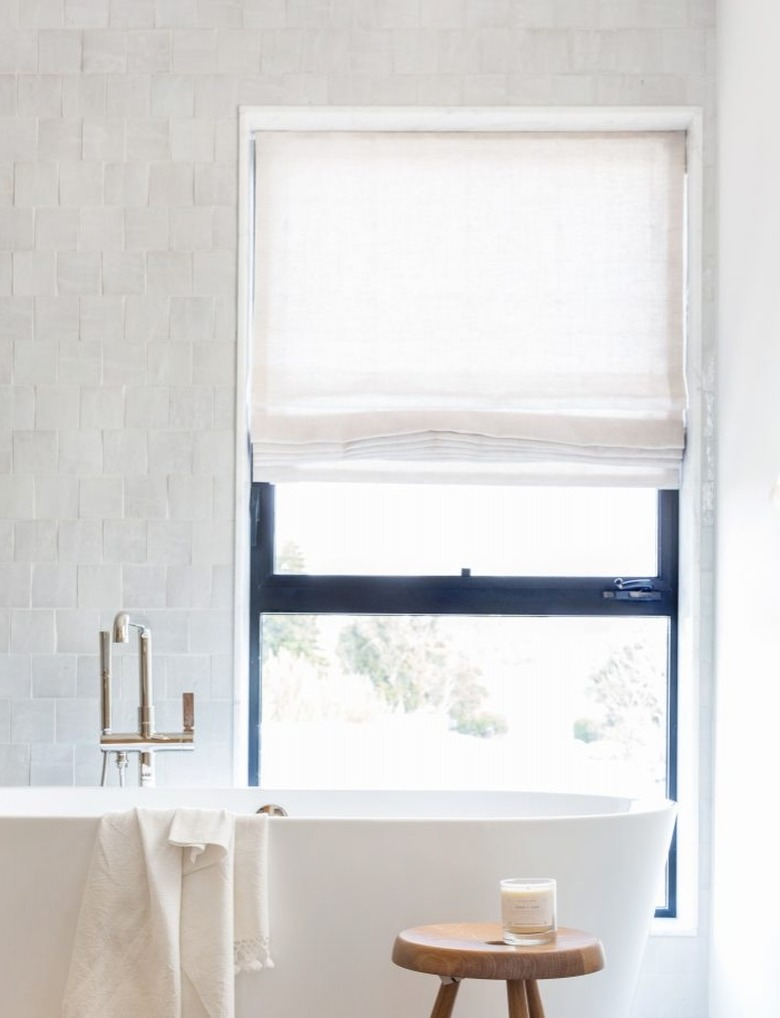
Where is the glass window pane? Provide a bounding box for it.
[274,484,658,577]
[260,614,668,801]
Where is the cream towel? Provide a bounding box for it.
[62,807,271,1018]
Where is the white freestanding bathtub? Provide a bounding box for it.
[0,788,675,1018]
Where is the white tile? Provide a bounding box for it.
[166,564,212,608]
[148,430,193,473]
[172,28,218,73]
[110,0,155,27]
[122,563,167,607]
[12,430,58,474]
[187,609,231,653]
[83,118,127,160]
[57,251,102,295]
[0,650,32,696]
[83,29,128,71]
[192,250,234,295]
[17,75,63,119]
[13,338,59,384]
[13,520,58,563]
[147,342,192,385]
[169,118,215,162]
[155,0,198,28]
[199,0,242,28]
[103,162,149,207]
[55,697,100,741]
[79,295,124,343]
[169,207,212,251]
[150,74,196,116]
[168,474,212,521]
[126,30,171,72]
[170,295,213,342]
[78,477,123,519]
[125,294,170,342]
[35,208,80,251]
[0,29,37,71]
[19,157,69,205]
[102,342,148,385]
[149,163,193,205]
[10,610,55,653]
[59,160,104,206]
[80,384,125,428]
[12,251,57,297]
[38,30,83,73]
[102,519,147,563]
[147,251,192,295]
[35,476,79,518]
[193,163,234,205]
[0,118,37,160]
[192,342,231,385]
[55,610,102,654]
[30,744,75,785]
[192,519,232,565]
[58,520,105,565]
[124,386,171,429]
[0,209,34,250]
[168,386,212,428]
[125,206,169,250]
[102,252,146,295]
[103,430,147,474]
[194,75,239,117]
[0,297,34,343]
[54,342,98,386]
[78,563,122,607]
[0,745,31,784]
[125,118,170,159]
[79,206,124,251]
[12,698,55,742]
[123,476,167,519]
[215,28,263,73]
[58,429,102,475]
[33,654,77,697]
[64,0,110,27]
[392,28,439,73]
[148,520,192,564]
[39,118,83,160]
[62,73,108,118]
[31,564,77,608]
[15,0,58,26]
[106,73,151,115]
[35,383,81,427]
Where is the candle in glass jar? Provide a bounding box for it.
[500,877,557,945]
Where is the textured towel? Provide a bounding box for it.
[62,807,271,1018]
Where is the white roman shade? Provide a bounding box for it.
[250,128,686,487]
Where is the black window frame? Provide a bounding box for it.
[248,482,679,918]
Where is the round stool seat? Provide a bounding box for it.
[392,923,605,1018]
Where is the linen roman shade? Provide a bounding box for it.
[250,129,686,487]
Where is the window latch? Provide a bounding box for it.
[602,577,663,601]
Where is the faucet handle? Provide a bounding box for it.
[182,692,195,733]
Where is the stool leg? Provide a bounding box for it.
[506,980,531,1018]
[430,976,460,1018]
[525,979,545,1018]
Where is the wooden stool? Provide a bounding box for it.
[392,922,604,1018]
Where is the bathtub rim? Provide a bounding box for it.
[0,786,676,822]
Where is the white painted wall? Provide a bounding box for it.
[712,0,780,1014]
[0,2,716,1016]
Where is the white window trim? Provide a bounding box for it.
[234,106,704,935]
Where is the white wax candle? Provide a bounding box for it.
[500,878,556,933]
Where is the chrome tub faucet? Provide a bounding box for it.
[99,612,195,787]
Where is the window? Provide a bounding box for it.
[238,108,695,921]
[249,482,679,915]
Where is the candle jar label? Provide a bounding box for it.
[500,877,557,946]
